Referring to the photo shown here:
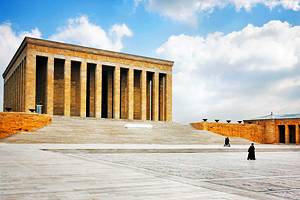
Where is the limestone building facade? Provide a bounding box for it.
[2,37,173,121]
[244,113,300,144]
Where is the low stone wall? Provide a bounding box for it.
[191,122,264,143]
[0,112,52,139]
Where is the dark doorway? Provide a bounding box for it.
[101,66,114,118]
[289,125,296,143]
[36,56,48,113]
[53,58,65,115]
[278,125,285,143]
[86,63,96,117]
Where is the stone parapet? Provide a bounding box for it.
[191,122,264,143]
[0,112,52,139]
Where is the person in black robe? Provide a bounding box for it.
[224,137,230,147]
[247,143,256,160]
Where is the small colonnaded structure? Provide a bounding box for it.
[191,113,300,144]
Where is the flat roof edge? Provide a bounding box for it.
[2,37,174,79]
[2,38,27,78]
[26,37,174,65]
[244,117,300,121]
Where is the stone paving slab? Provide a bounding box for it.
[0,144,256,200]
[1,144,299,199]
[65,151,300,199]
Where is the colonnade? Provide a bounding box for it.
[16,53,172,121]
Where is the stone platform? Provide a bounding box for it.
[1,144,300,200]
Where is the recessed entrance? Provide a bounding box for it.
[35,56,48,113]
[86,63,96,117]
[53,58,65,115]
[101,66,114,118]
[278,125,285,143]
[70,61,81,116]
[288,125,296,144]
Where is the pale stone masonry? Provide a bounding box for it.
[2,37,173,121]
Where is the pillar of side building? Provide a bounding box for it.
[128,68,134,120]
[95,63,102,118]
[113,66,120,119]
[141,70,147,120]
[152,72,159,121]
[64,59,71,116]
[165,73,172,121]
[46,56,54,115]
[296,125,299,144]
[80,61,87,117]
[285,124,290,144]
[24,50,36,113]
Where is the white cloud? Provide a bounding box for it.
[50,15,132,51]
[0,16,132,111]
[139,0,300,25]
[0,23,41,111]
[157,20,300,123]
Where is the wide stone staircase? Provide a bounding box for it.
[1,116,249,144]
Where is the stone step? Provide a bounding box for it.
[1,116,250,144]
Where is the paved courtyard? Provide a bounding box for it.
[1,144,300,199]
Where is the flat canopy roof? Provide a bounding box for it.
[3,37,174,78]
[245,113,300,121]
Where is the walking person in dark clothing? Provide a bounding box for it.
[247,143,256,160]
[224,137,230,147]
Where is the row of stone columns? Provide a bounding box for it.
[24,52,171,121]
[4,58,25,112]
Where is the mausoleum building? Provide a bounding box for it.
[2,37,173,121]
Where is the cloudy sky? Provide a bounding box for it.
[1,0,300,123]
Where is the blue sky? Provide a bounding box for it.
[1,0,300,122]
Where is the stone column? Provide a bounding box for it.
[152,72,159,121]
[16,66,19,112]
[20,61,24,112]
[25,50,36,113]
[296,124,299,144]
[80,61,87,117]
[64,59,71,116]
[285,124,289,144]
[46,56,54,115]
[113,66,120,119]
[128,68,134,120]
[95,63,102,118]
[165,73,172,121]
[141,70,147,120]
